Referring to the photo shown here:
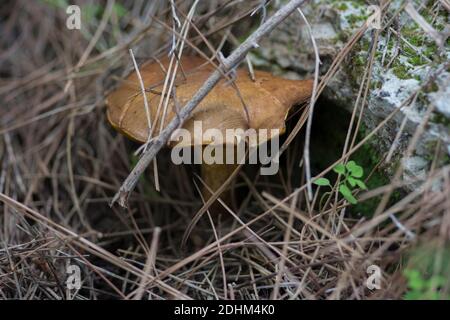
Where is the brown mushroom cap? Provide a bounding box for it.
[106,56,313,146]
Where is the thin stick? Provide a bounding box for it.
[298,8,320,201]
[129,49,153,138]
[0,192,189,299]
[193,180,228,299]
[129,49,160,191]
[111,0,307,207]
[133,227,161,300]
[405,2,445,49]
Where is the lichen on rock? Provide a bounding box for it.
[249,0,450,188]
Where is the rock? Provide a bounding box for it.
[402,156,428,184]
[429,72,450,118]
[249,0,450,188]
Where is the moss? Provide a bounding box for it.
[346,38,373,84]
[416,92,432,111]
[402,45,415,56]
[348,0,366,7]
[421,138,450,168]
[361,38,371,52]
[375,50,382,59]
[347,53,366,85]
[407,55,427,67]
[353,54,365,67]
[386,37,395,51]
[424,80,439,93]
[444,154,450,166]
[370,80,382,90]
[422,140,439,162]
[432,113,450,129]
[401,22,441,62]
[402,46,427,67]
[334,2,348,10]
[408,35,424,47]
[405,20,446,62]
[392,62,412,80]
[435,23,446,32]
[346,13,369,27]
[401,24,419,36]
[423,43,438,59]
[331,0,366,8]
[336,30,351,43]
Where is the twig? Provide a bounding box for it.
[129,48,160,191]
[169,0,182,56]
[405,1,445,49]
[111,0,307,207]
[0,193,189,299]
[133,227,161,300]
[298,8,320,201]
[193,180,228,299]
[63,0,115,93]
[129,49,152,141]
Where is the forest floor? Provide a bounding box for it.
[0,0,449,300]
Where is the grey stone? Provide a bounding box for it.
[250,0,450,187]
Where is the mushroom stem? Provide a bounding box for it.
[200,162,238,208]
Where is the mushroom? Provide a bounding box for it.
[106,56,313,206]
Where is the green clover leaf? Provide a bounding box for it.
[313,177,331,187]
[333,163,346,175]
[354,179,368,190]
[347,176,357,187]
[346,160,363,178]
[339,184,357,204]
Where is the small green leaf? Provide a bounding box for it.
[313,178,331,187]
[404,269,424,291]
[354,179,368,190]
[339,184,357,204]
[113,3,127,18]
[339,184,351,197]
[347,176,357,187]
[333,163,346,175]
[351,167,363,178]
[346,161,363,178]
[346,160,356,169]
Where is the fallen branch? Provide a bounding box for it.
[111,0,306,207]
